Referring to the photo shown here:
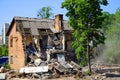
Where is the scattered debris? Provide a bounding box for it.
[6,47,83,79]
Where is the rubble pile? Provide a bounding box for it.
[6,49,83,80]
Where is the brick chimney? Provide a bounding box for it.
[54,14,63,32]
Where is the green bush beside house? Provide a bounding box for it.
[0,45,8,57]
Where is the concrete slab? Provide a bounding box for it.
[0,73,6,80]
[19,66,48,73]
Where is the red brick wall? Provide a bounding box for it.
[8,22,25,70]
[55,14,63,32]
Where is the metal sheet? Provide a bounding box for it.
[19,66,48,73]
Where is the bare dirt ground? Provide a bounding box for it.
[48,63,120,80]
[82,62,120,80]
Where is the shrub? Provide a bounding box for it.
[0,45,8,56]
[2,63,11,70]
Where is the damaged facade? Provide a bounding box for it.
[6,14,74,70]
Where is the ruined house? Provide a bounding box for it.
[6,14,73,70]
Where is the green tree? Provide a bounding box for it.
[37,6,53,18]
[103,9,120,64]
[102,12,115,35]
[62,0,108,72]
[0,45,8,56]
[0,47,3,57]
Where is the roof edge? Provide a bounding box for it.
[6,18,15,36]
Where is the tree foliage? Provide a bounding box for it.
[103,9,120,64]
[37,6,53,18]
[102,12,115,35]
[62,0,108,71]
[0,45,8,57]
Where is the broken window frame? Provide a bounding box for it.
[10,36,13,47]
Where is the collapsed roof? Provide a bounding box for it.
[6,15,72,36]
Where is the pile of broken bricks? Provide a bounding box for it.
[0,50,83,80]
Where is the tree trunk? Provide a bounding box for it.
[87,37,91,72]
